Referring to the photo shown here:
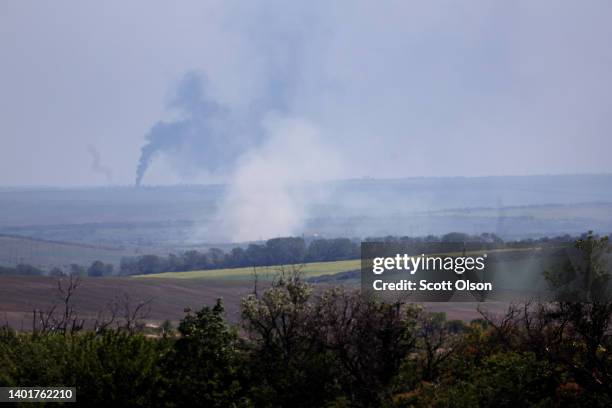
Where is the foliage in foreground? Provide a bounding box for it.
[1,234,611,407]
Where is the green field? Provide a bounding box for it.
[132,247,543,281]
[133,259,361,280]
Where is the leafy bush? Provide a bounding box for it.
[1,234,611,406]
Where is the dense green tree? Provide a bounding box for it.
[164,299,249,407]
[0,329,168,407]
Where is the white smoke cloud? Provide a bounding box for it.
[203,115,346,242]
[121,0,612,242]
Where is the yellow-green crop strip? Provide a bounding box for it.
[132,259,361,280]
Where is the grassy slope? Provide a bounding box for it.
[133,259,362,281]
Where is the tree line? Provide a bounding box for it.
[118,232,579,276]
[0,261,114,278]
[0,232,583,277]
[119,237,359,276]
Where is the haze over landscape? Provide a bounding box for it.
[0,0,611,317]
[2,4,612,405]
[2,1,612,244]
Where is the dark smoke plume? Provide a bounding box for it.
[133,11,307,187]
[134,73,263,186]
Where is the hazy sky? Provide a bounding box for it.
[1,0,612,187]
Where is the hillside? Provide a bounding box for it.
[1,176,611,252]
[0,234,133,269]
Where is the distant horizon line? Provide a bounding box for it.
[1,172,612,191]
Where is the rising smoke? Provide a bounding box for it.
[210,116,345,242]
[133,3,312,188]
[134,72,264,187]
[132,1,612,242]
[88,145,113,182]
[133,3,346,241]
[133,63,346,241]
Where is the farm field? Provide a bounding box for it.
[0,274,513,330]
[133,259,362,280]
[0,275,256,328]
[0,242,560,330]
